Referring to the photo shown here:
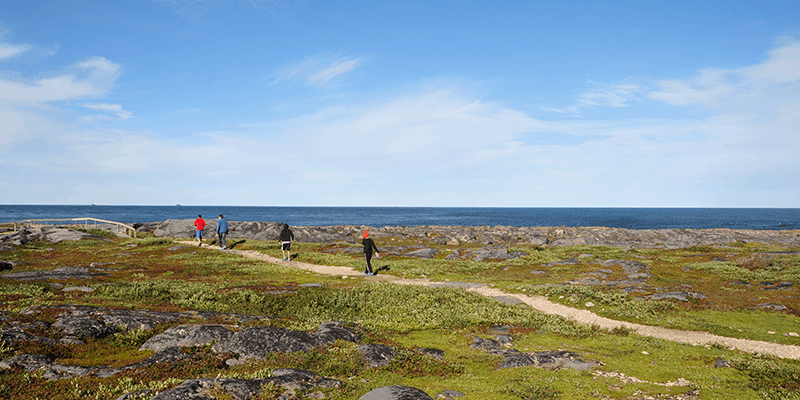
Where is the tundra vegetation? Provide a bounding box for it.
[0,227,799,399]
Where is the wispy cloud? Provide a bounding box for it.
[543,82,642,117]
[308,59,360,84]
[272,57,361,86]
[155,0,296,19]
[0,56,120,105]
[0,43,31,61]
[82,103,134,120]
[649,40,800,107]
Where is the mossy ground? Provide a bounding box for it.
[0,232,799,399]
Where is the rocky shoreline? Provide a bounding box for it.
[134,219,800,249]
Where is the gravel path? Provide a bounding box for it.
[190,242,800,360]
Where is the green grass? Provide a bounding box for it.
[1,234,800,399]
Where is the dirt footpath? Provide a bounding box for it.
[190,242,800,360]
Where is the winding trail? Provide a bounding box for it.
[187,242,800,360]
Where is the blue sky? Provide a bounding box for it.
[1,1,798,207]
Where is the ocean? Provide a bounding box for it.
[1,205,798,230]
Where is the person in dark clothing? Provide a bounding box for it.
[216,214,229,249]
[278,224,295,261]
[361,230,380,275]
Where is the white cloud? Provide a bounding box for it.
[156,0,293,17]
[83,103,134,120]
[0,56,121,105]
[272,57,361,86]
[0,43,30,60]
[649,40,800,107]
[308,59,360,84]
[543,82,642,116]
[1,37,798,206]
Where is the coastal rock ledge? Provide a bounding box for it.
[136,219,800,249]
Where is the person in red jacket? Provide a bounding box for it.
[193,215,206,246]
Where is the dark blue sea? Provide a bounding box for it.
[1,205,798,230]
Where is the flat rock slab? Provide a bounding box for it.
[471,335,599,371]
[359,344,396,368]
[402,248,440,259]
[212,322,360,364]
[752,303,787,311]
[0,227,108,247]
[52,315,115,339]
[360,385,434,400]
[492,295,526,305]
[0,266,110,281]
[146,368,340,400]
[140,324,234,352]
[417,347,444,360]
[498,350,600,371]
[649,291,707,301]
[429,281,485,289]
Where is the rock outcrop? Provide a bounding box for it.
[0,226,108,248]
[135,219,800,249]
[359,385,434,400]
[470,335,600,371]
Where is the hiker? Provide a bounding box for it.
[216,214,229,249]
[193,215,205,246]
[278,223,295,261]
[362,230,380,275]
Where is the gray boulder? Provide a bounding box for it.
[139,324,234,352]
[752,303,787,311]
[648,291,707,301]
[41,363,100,380]
[360,385,433,400]
[212,326,318,362]
[417,347,444,360]
[471,335,599,371]
[0,354,55,372]
[0,266,110,281]
[543,258,581,267]
[142,219,357,243]
[317,321,360,345]
[149,378,266,400]
[496,349,599,371]
[52,316,115,339]
[0,327,56,346]
[148,369,340,400]
[359,344,397,368]
[402,248,440,259]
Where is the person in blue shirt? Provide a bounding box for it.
[216,214,229,249]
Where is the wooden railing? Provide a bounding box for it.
[5,217,137,238]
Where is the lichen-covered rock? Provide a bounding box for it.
[359,344,397,368]
[417,347,444,360]
[139,324,234,352]
[317,321,360,345]
[148,369,340,400]
[402,248,440,259]
[0,266,110,281]
[359,385,434,400]
[52,315,115,339]
[0,354,55,371]
[471,335,599,371]
[0,227,107,247]
[212,326,319,362]
[0,327,56,346]
[149,378,264,400]
[648,291,707,301]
